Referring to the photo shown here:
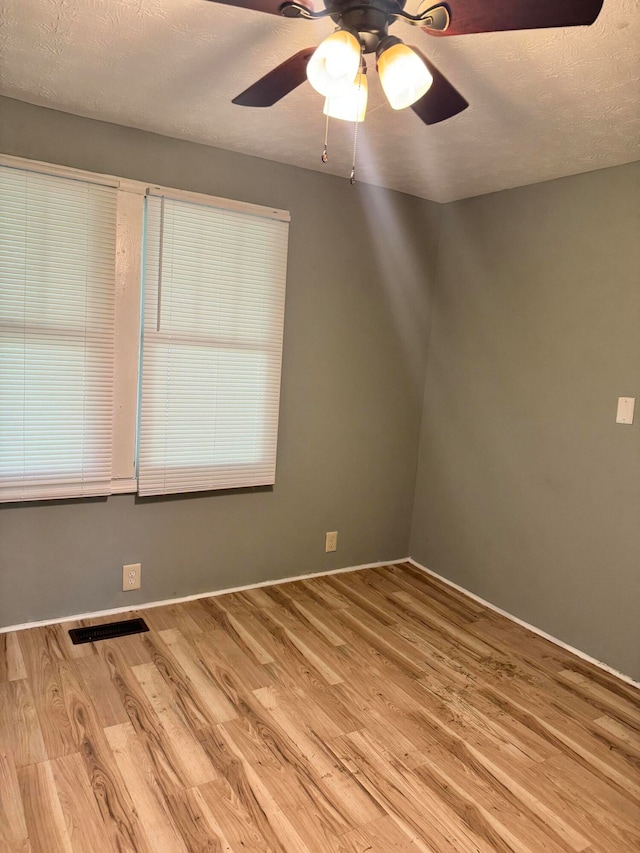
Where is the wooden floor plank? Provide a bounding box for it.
[413,740,589,852]
[157,628,239,725]
[262,585,348,648]
[104,722,189,853]
[17,628,77,761]
[18,762,73,853]
[0,680,48,768]
[510,754,640,850]
[96,641,199,792]
[480,682,640,803]
[141,603,204,637]
[0,632,28,682]
[72,655,129,729]
[0,634,9,684]
[0,750,29,851]
[2,562,638,852]
[198,776,280,851]
[338,815,419,852]
[252,607,345,687]
[206,724,308,852]
[329,730,490,853]
[593,713,640,753]
[51,623,95,662]
[131,662,218,787]
[301,577,353,610]
[556,668,640,730]
[376,562,486,622]
[56,659,151,853]
[195,624,274,693]
[49,753,113,853]
[252,686,383,830]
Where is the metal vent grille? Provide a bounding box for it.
[68,617,149,645]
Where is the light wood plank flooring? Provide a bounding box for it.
[1,562,639,852]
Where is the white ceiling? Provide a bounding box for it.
[1,0,639,202]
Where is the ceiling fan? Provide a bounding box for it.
[204,0,604,126]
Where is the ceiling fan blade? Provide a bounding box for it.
[203,0,312,16]
[232,48,316,107]
[410,51,468,125]
[424,0,604,36]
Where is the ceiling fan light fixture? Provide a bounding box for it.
[306,29,362,98]
[323,68,368,122]
[377,39,433,110]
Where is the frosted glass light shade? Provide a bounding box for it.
[378,43,433,110]
[307,30,361,98]
[323,71,368,122]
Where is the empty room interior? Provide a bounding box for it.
[0,0,639,849]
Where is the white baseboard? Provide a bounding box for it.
[0,558,406,636]
[407,558,639,690]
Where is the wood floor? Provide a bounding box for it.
[1,562,639,852]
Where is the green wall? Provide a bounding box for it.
[411,162,640,680]
[0,97,438,626]
[2,97,638,680]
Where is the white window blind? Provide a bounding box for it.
[138,193,289,496]
[0,165,117,502]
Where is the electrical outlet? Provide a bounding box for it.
[325,531,338,553]
[123,563,141,591]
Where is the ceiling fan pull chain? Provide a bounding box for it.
[322,113,330,163]
[349,127,358,183]
[349,75,362,185]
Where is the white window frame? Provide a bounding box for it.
[0,154,290,499]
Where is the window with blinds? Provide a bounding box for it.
[0,165,117,502]
[0,157,290,503]
[138,193,289,496]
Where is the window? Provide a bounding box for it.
[138,192,289,495]
[0,157,290,502]
[0,164,118,501]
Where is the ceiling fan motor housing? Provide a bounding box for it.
[329,0,407,53]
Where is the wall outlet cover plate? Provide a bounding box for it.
[616,397,635,425]
[123,562,141,590]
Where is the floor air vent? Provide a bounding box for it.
[68,617,149,645]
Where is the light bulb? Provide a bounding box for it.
[377,42,433,110]
[323,70,368,122]
[307,30,361,98]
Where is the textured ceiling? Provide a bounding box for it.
[1,0,639,202]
